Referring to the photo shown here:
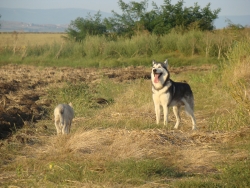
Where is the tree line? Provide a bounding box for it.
[66,0,221,41]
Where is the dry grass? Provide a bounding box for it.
[15,125,248,179]
[0,32,66,47]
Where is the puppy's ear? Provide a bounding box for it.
[164,59,168,68]
[69,102,73,108]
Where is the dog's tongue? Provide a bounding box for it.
[154,74,159,83]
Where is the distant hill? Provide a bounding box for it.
[0,8,112,24]
[0,8,112,32]
[214,15,250,29]
[0,8,249,32]
[0,20,68,32]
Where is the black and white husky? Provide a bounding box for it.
[151,59,197,130]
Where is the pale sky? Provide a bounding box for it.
[0,0,249,16]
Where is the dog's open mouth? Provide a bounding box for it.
[153,73,162,83]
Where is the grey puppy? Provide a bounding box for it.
[54,102,74,135]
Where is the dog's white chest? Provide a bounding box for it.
[153,92,170,106]
[152,84,171,106]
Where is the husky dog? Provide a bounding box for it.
[151,59,196,130]
[54,103,74,135]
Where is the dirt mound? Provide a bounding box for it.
[0,83,45,139]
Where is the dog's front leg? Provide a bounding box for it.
[154,104,160,124]
[162,105,168,126]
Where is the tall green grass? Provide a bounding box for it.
[2,28,249,67]
[177,30,204,56]
[219,38,250,129]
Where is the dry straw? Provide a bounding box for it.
[38,127,246,173]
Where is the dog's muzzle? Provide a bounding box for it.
[152,69,162,83]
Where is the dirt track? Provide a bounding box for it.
[0,64,213,139]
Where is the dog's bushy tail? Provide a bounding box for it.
[189,93,195,111]
[186,84,195,111]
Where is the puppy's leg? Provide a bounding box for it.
[68,120,72,134]
[162,105,169,126]
[62,122,69,135]
[62,119,69,134]
[173,106,181,129]
[55,117,61,135]
[68,121,72,133]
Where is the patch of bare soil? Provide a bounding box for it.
[0,64,213,139]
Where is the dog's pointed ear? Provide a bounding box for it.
[152,60,156,65]
[164,59,168,68]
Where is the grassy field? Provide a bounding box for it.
[0,32,66,47]
[2,29,245,67]
[0,31,250,187]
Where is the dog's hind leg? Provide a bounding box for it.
[183,100,197,130]
[173,106,181,129]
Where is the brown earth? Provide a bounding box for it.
[0,64,213,139]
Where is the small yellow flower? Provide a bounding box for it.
[49,164,54,169]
